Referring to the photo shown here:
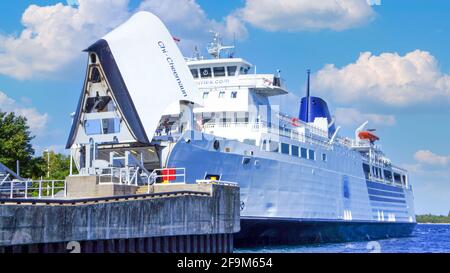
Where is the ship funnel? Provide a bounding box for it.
[298,70,336,136]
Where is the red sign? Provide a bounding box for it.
[162,168,176,181]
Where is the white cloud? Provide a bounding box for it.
[0,0,248,79]
[237,0,375,32]
[138,0,247,53]
[414,150,450,166]
[313,50,450,107]
[334,107,396,127]
[0,91,49,135]
[0,0,130,80]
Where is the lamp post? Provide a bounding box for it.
[44,149,50,178]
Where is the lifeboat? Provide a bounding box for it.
[291,117,301,127]
[358,131,379,142]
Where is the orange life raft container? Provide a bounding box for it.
[358,131,380,142]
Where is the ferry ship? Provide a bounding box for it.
[66,11,416,246]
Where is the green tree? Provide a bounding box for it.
[0,111,45,178]
[416,214,450,223]
[42,151,76,180]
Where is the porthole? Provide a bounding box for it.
[213,140,220,150]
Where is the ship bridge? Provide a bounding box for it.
[186,33,290,144]
[187,58,288,97]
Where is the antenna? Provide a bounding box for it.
[207,31,235,59]
[306,69,311,122]
[232,33,237,58]
[193,46,200,60]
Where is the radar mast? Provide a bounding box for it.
[207,32,235,59]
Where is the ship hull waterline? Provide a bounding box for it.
[236,218,416,247]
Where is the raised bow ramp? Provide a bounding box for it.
[67,11,201,148]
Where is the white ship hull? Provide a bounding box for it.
[166,131,416,245]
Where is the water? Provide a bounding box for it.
[235,224,450,253]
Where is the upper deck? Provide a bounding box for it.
[186,32,288,97]
[187,58,288,96]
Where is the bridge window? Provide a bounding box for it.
[308,149,315,160]
[322,153,327,162]
[227,66,237,76]
[213,67,226,77]
[363,163,370,179]
[202,92,209,99]
[190,69,199,78]
[372,166,380,178]
[231,91,237,98]
[218,91,225,98]
[200,67,212,78]
[384,169,393,182]
[292,145,299,157]
[394,173,402,184]
[300,147,308,159]
[281,143,290,155]
[240,66,250,75]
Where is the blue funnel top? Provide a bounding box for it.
[299,96,336,135]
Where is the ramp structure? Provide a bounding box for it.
[66,11,201,178]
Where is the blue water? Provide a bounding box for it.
[236,224,450,253]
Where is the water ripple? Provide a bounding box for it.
[236,224,450,253]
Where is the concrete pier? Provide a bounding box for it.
[0,181,240,253]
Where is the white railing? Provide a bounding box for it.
[96,167,148,186]
[203,121,331,148]
[0,180,66,199]
[146,168,186,193]
[149,168,186,184]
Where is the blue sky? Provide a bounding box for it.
[0,0,449,214]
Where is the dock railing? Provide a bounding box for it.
[148,168,186,184]
[0,179,66,199]
[146,168,186,193]
[92,166,154,186]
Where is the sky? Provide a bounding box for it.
[0,0,449,215]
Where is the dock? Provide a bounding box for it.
[0,175,240,253]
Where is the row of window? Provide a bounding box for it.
[261,140,327,162]
[84,118,120,135]
[203,91,238,99]
[191,65,250,79]
[363,163,407,184]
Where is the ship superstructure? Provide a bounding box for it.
[179,33,416,244]
[66,13,416,246]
